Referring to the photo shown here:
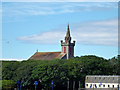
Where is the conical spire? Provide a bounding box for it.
[65,24,71,37]
[65,24,71,42]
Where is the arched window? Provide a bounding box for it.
[64,47,66,53]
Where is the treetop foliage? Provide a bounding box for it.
[2,55,119,89]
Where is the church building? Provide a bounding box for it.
[29,25,75,60]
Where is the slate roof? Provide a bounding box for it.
[29,52,66,60]
[85,75,120,83]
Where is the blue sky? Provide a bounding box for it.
[2,2,118,60]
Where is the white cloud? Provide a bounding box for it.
[18,31,64,44]
[3,2,117,16]
[18,19,118,46]
[0,58,27,61]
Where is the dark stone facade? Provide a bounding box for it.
[29,25,75,60]
[61,24,75,59]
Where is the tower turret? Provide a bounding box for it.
[61,24,75,59]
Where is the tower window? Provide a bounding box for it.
[64,47,66,53]
[70,47,72,55]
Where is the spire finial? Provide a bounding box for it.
[66,24,70,37]
[65,24,71,42]
[68,23,69,27]
[67,23,69,30]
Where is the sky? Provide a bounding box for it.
[1,2,118,60]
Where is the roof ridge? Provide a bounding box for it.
[29,51,63,60]
[37,51,61,53]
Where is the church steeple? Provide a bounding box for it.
[66,24,70,37]
[65,24,71,43]
[61,24,75,59]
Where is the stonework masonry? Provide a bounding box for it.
[61,24,75,59]
[29,25,75,60]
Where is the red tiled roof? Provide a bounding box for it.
[29,52,66,60]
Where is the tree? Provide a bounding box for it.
[2,55,118,89]
[1,80,16,89]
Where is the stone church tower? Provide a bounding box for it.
[61,24,75,59]
[29,24,75,60]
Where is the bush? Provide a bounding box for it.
[2,80,16,89]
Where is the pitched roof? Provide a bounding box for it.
[29,52,66,60]
[86,75,120,83]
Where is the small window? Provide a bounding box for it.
[99,84,101,87]
[103,77,105,80]
[113,85,114,88]
[90,84,92,87]
[90,84,92,88]
[117,85,119,88]
[87,77,88,80]
[86,84,88,86]
[113,77,114,80]
[103,85,105,87]
[95,84,97,88]
[108,85,110,87]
